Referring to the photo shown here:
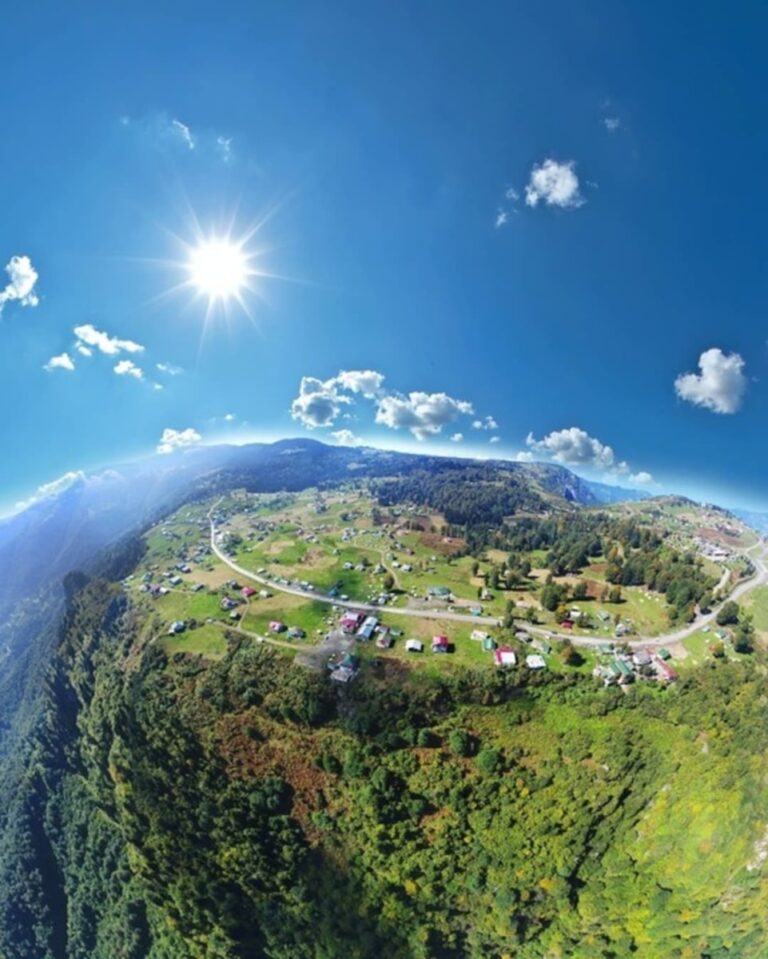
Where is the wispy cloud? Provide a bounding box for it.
[450,433,463,443]
[603,116,621,132]
[0,255,40,314]
[74,323,144,356]
[674,348,747,414]
[156,361,183,376]
[171,118,195,150]
[120,112,234,163]
[14,470,85,513]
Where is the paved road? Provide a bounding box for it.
[209,508,767,651]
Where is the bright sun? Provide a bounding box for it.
[188,239,248,300]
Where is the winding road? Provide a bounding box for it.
[209,508,768,651]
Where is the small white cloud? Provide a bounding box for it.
[375,391,473,440]
[216,136,233,162]
[472,416,499,431]
[629,471,654,486]
[156,361,183,375]
[331,429,361,447]
[224,412,236,422]
[489,436,501,444]
[513,450,534,462]
[114,359,143,379]
[335,369,386,398]
[450,433,463,443]
[75,343,93,357]
[0,255,40,313]
[525,159,584,210]
[171,118,195,150]
[603,116,621,132]
[505,187,520,202]
[495,209,508,229]
[43,352,75,372]
[674,348,747,414]
[526,427,616,468]
[157,427,202,454]
[291,376,351,429]
[74,323,144,356]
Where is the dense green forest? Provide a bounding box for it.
[2,569,768,959]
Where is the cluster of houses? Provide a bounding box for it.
[470,628,550,671]
[694,536,732,564]
[593,645,678,686]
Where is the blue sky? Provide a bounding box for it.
[2,1,768,513]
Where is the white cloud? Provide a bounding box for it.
[171,118,195,150]
[489,436,501,444]
[603,116,621,132]
[674,348,747,414]
[505,187,520,202]
[526,427,616,468]
[513,450,534,462]
[495,209,508,229]
[75,343,93,357]
[38,471,85,497]
[43,352,75,372]
[450,433,463,443]
[335,369,385,398]
[74,323,144,356]
[375,391,473,440]
[121,113,236,163]
[14,470,86,512]
[331,429,362,446]
[291,376,351,428]
[629,471,654,486]
[525,159,584,210]
[156,361,183,375]
[224,413,236,422]
[216,136,233,162]
[157,427,202,454]
[114,359,143,379]
[291,368,488,441]
[473,415,499,431]
[0,255,40,313]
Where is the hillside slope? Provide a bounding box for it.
[3,547,768,958]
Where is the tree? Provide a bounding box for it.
[733,613,754,653]
[608,586,623,604]
[716,601,740,626]
[382,572,395,591]
[448,729,473,757]
[572,580,588,601]
[561,642,583,667]
[475,748,502,775]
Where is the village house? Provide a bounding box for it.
[494,647,517,668]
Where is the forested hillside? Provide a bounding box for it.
[3,563,768,959]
